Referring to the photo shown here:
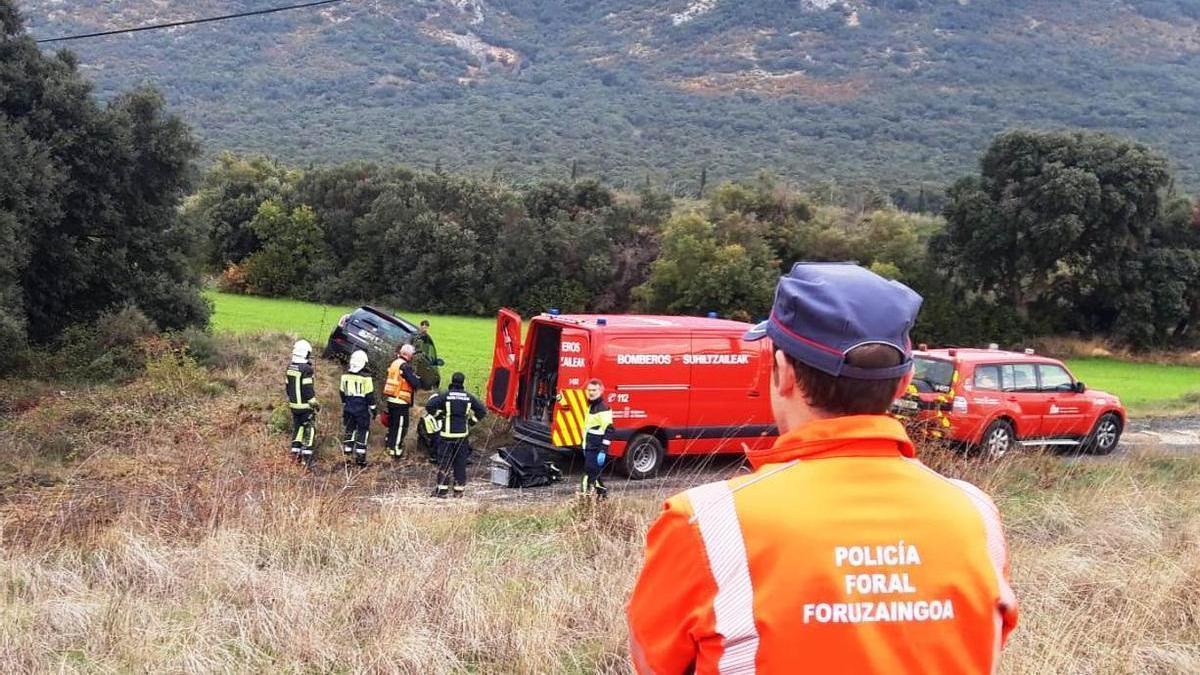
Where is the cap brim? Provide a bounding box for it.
[743,320,770,341]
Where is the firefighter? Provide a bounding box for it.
[576,378,613,497]
[285,339,319,468]
[383,343,422,460]
[426,371,486,498]
[627,263,1018,674]
[339,349,376,468]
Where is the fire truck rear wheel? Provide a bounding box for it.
[620,434,664,480]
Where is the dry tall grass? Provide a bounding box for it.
[1,334,1197,673]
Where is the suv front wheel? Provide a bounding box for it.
[1083,413,1122,455]
[980,419,1015,460]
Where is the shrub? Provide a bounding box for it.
[142,346,214,398]
[94,305,158,349]
[173,327,222,369]
[43,307,160,383]
[217,263,251,294]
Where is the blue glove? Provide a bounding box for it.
[597,452,606,467]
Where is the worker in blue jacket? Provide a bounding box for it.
[426,372,487,497]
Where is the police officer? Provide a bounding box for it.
[285,339,319,467]
[383,343,422,460]
[577,378,614,497]
[426,372,486,498]
[628,263,1018,674]
[339,349,376,468]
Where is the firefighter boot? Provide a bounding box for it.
[595,480,609,500]
[453,485,465,499]
[354,444,367,467]
[433,485,450,499]
[578,476,591,496]
[301,448,315,470]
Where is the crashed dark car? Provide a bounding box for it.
[324,306,443,388]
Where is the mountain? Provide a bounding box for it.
[17,1,1200,191]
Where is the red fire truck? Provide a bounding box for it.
[485,309,776,479]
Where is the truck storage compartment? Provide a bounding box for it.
[523,324,561,426]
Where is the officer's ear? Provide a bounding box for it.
[772,349,798,399]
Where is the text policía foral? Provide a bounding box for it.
[802,543,956,625]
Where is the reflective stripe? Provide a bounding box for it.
[442,399,468,438]
[686,481,760,674]
[340,374,374,396]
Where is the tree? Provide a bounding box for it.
[635,213,777,319]
[184,153,297,270]
[242,201,328,297]
[940,130,1170,332]
[1,5,208,349]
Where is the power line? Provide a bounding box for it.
[34,0,351,44]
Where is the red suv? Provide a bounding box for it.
[893,347,1126,457]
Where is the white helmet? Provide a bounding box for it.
[348,350,368,373]
[399,343,416,359]
[291,339,312,363]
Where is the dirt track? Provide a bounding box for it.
[1122,415,1200,451]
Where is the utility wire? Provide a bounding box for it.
[35,0,351,44]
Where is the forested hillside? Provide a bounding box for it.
[18,1,1200,189]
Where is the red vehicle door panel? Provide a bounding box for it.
[550,329,591,448]
[486,308,522,416]
[1036,363,1090,437]
[686,332,772,453]
[1001,363,1047,438]
[603,333,691,456]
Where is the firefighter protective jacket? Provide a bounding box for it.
[627,415,1018,674]
[384,357,421,404]
[339,372,377,417]
[426,385,486,439]
[583,398,614,453]
[285,361,316,410]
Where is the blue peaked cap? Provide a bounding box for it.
[744,263,924,380]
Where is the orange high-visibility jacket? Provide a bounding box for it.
[383,357,416,404]
[627,415,1018,674]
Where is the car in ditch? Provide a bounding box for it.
[324,306,443,388]
[892,346,1126,457]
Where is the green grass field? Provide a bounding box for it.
[1065,358,1200,415]
[206,291,495,390]
[208,291,1200,415]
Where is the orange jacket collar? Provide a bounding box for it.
[749,415,915,468]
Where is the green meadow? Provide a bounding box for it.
[208,291,1200,415]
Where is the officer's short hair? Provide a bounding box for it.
[778,345,903,415]
[420,320,430,327]
[587,378,604,389]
